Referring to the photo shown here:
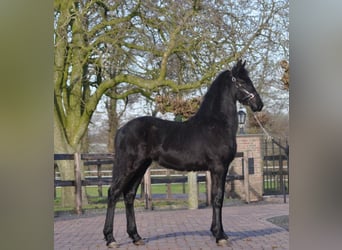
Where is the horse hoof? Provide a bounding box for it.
[107,241,119,248]
[217,239,231,247]
[133,239,145,245]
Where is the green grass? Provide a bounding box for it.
[263,179,289,194]
[54,183,207,213]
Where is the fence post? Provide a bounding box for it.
[54,164,57,199]
[278,138,286,203]
[97,161,103,197]
[166,169,172,199]
[188,171,198,209]
[74,152,82,215]
[206,171,212,206]
[243,154,250,203]
[144,168,152,210]
[182,173,186,194]
[140,178,145,198]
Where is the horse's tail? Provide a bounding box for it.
[111,127,125,181]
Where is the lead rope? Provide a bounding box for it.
[253,113,273,140]
[253,112,289,154]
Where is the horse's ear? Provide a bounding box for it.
[242,60,246,68]
[232,59,243,76]
[237,59,243,68]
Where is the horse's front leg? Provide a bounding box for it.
[210,169,230,246]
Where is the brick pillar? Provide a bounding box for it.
[226,135,264,202]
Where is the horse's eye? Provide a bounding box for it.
[232,77,236,82]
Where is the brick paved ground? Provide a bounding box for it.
[54,202,288,250]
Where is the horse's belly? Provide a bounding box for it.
[156,150,208,171]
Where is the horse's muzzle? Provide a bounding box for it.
[250,99,263,112]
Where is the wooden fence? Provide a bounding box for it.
[54,152,247,214]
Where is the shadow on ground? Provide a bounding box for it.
[116,227,284,247]
[267,215,289,231]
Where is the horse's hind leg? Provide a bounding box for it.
[103,178,123,248]
[103,152,135,247]
[123,160,151,245]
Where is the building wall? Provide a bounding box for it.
[226,134,264,202]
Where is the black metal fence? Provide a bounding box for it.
[263,138,289,198]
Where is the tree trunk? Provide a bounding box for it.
[106,97,119,153]
[54,117,88,208]
[57,158,88,208]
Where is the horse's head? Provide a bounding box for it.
[231,60,264,112]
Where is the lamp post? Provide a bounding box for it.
[238,107,247,134]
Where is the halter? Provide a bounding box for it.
[232,76,256,102]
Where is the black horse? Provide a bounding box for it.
[103,60,263,247]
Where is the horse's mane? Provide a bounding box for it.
[194,70,232,118]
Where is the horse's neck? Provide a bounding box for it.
[194,78,237,121]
